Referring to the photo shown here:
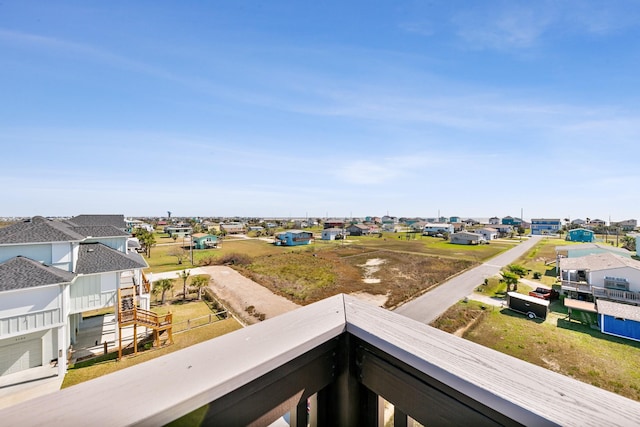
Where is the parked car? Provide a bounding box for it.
[529,287,559,301]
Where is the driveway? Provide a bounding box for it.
[394,236,542,324]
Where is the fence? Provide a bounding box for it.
[171,310,228,334]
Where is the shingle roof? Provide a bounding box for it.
[65,215,126,229]
[76,243,147,274]
[0,256,76,292]
[71,225,130,238]
[597,300,640,322]
[559,252,640,271]
[0,216,85,244]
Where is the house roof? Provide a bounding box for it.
[66,214,126,229]
[0,256,76,292]
[555,243,631,256]
[0,216,86,244]
[348,224,370,230]
[559,252,640,272]
[323,228,343,232]
[479,227,498,232]
[71,225,131,238]
[597,300,640,322]
[76,242,148,274]
[452,231,483,239]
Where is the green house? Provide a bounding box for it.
[192,233,218,249]
[566,228,595,243]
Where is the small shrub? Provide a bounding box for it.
[216,253,252,266]
[533,272,542,279]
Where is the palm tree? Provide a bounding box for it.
[191,275,209,300]
[177,270,191,301]
[154,279,174,304]
[501,271,519,293]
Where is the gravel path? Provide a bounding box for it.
[149,266,301,325]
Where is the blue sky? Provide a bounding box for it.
[1,1,639,221]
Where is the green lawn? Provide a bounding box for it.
[62,302,242,389]
[460,304,640,401]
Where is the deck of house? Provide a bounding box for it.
[1,294,640,426]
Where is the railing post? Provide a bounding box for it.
[315,334,380,426]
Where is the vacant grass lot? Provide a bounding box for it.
[236,247,473,308]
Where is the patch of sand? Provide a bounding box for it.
[350,291,388,307]
[359,258,386,284]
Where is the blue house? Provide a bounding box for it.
[597,300,640,342]
[274,230,313,246]
[566,228,595,243]
[531,218,561,235]
[501,216,523,226]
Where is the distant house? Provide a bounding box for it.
[489,217,500,225]
[555,243,632,261]
[274,230,313,246]
[585,219,607,229]
[571,219,586,226]
[449,216,461,223]
[530,218,561,235]
[323,219,345,230]
[477,227,498,241]
[491,224,513,237]
[192,233,218,249]
[611,219,637,231]
[566,228,595,243]
[346,224,372,236]
[422,223,454,236]
[501,216,523,226]
[321,228,343,241]
[220,223,245,234]
[166,225,193,238]
[450,231,485,245]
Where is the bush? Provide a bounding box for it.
[215,253,252,266]
[533,272,542,279]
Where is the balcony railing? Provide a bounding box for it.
[2,294,640,426]
[592,286,640,303]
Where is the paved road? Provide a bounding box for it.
[394,236,543,324]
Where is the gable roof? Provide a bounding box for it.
[0,256,76,292]
[66,214,126,229]
[559,252,640,272]
[0,216,86,244]
[76,243,147,274]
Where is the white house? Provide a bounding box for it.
[477,227,498,241]
[450,231,486,245]
[0,215,148,378]
[422,223,454,236]
[321,228,343,241]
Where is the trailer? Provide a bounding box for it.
[507,292,550,320]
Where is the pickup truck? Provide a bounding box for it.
[529,287,559,300]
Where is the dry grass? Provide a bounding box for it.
[235,247,473,308]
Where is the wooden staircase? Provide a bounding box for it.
[117,286,173,360]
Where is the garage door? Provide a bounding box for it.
[0,339,42,376]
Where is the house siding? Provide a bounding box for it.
[601,315,640,342]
